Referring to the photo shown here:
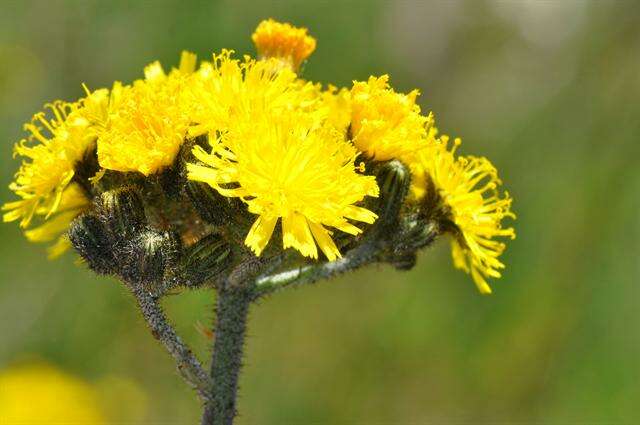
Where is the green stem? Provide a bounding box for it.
[201,288,252,425]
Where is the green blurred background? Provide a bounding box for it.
[1,0,638,423]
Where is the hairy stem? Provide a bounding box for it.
[254,239,379,297]
[132,287,212,401]
[254,216,440,298]
[201,288,252,425]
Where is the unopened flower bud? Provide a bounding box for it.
[123,229,181,290]
[376,159,411,228]
[180,233,232,288]
[99,186,146,239]
[68,214,115,275]
[185,180,245,228]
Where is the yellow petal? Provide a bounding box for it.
[47,236,72,259]
[144,61,166,82]
[186,163,222,185]
[309,222,341,261]
[471,267,492,295]
[179,51,197,74]
[245,215,278,256]
[282,213,317,259]
[24,210,79,242]
[334,221,363,236]
[343,205,378,224]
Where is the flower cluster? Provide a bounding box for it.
[3,19,515,292]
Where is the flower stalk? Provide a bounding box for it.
[132,287,212,402]
[201,288,252,425]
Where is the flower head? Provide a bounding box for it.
[252,19,317,70]
[350,75,432,162]
[186,49,378,261]
[418,138,516,293]
[3,87,113,256]
[187,111,378,261]
[97,52,196,176]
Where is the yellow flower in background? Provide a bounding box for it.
[2,87,114,256]
[350,75,433,163]
[252,18,317,70]
[0,363,106,424]
[97,51,196,176]
[187,111,378,260]
[417,138,515,293]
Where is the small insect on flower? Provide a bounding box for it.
[417,138,516,293]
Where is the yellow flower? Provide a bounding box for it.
[188,50,321,138]
[417,138,515,293]
[0,363,106,424]
[187,111,379,261]
[3,87,113,256]
[350,75,433,163]
[97,51,196,176]
[252,19,317,70]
